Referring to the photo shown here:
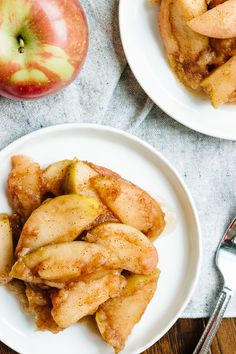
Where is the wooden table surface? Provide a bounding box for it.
[1,318,235,354]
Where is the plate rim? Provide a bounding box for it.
[119,0,236,141]
[0,123,202,354]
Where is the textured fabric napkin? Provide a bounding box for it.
[0,0,235,318]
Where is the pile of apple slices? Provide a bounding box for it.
[188,0,236,107]
[159,0,236,107]
[0,155,166,353]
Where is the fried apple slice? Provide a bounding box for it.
[63,160,119,227]
[11,241,120,283]
[86,223,158,274]
[0,214,13,285]
[188,0,236,39]
[42,159,72,196]
[64,160,119,197]
[96,270,159,353]
[7,155,42,220]
[64,161,119,225]
[159,0,210,90]
[25,285,62,333]
[63,160,99,197]
[91,176,165,239]
[16,194,104,254]
[201,56,236,107]
[51,271,126,328]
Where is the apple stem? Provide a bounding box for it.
[18,37,25,54]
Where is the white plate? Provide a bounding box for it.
[119,0,236,140]
[0,124,201,354]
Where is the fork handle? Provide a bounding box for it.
[193,287,232,354]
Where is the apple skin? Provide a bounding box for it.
[0,0,88,100]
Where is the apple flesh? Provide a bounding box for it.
[0,0,88,100]
[188,0,236,39]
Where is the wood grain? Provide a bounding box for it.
[0,342,17,354]
[0,319,235,354]
[143,319,205,354]
[143,319,236,354]
[210,318,236,354]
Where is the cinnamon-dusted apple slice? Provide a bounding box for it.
[51,270,126,328]
[201,56,236,107]
[91,176,165,239]
[159,0,210,90]
[85,223,158,274]
[42,159,72,196]
[63,160,119,225]
[96,270,160,353]
[8,155,43,219]
[188,0,236,39]
[16,194,104,254]
[63,159,120,197]
[0,214,13,285]
[63,160,99,197]
[10,241,120,283]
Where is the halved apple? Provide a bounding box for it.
[51,271,126,328]
[96,270,160,353]
[11,241,120,283]
[0,214,13,285]
[201,56,236,107]
[91,176,165,239]
[16,194,104,254]
[86,223,158,274]
[7,155,42,219]
[42,159,72,196]
[188,0,236,39]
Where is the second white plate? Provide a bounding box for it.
[119,0,236,140]
[0,124,201,354]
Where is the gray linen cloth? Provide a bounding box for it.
[0,0,235,318]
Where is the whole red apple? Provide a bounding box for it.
[0,0,88,100]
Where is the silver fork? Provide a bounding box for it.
[193,216,236,354]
